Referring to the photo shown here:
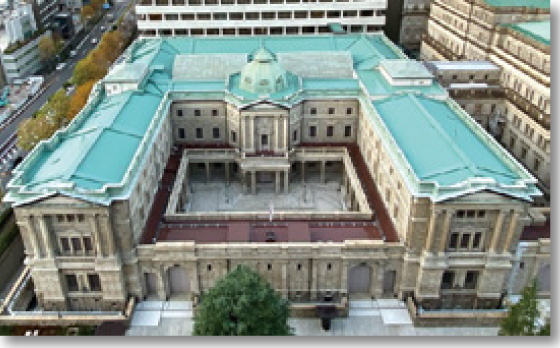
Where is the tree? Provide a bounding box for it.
[67,80,96,122]
[72,54,106,86]
[38,35,56,63]
[37,89,70,129]
[91,0,104,13]
[80,5,95,24]
[193,265,293,336]
[17,117,56,152]
[499,281,549,336]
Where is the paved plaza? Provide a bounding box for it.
[187,181,346,213]
[125,300,499,336]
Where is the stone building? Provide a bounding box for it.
[424,60,505,133]
[135,0,388,38]
[4,34,542,314]
[420,0,550,199]
[384,0,431,56]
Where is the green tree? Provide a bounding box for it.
[193,265,293,336]
[499,281,548,336]
[37,89,70,129]
[38,35,56,63]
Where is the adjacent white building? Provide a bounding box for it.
[135,0,389,37]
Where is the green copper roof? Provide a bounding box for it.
[508,20,550,45]
[483,0,550,9]
[373,94,520,186]
[4,33,540,206]
[239,47,288,95]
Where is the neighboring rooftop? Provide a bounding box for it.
[425,61,500,71]
[483,0,550,9]
[508,20,550,46]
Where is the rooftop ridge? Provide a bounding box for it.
[408,94,478,175]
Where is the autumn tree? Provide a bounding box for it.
[72,54,107,86]
[67,80,96,122]
[37,89,70,129]
[193,265,293,336]
[17,117,56,152]
[91,0,104,13]
[80,5,95,24]
[38,35,57,63]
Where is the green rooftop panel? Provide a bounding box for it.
[508,20,550,45]
[373,94,521,186]
[483,0,550,9]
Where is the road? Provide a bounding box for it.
[0,0,132,184]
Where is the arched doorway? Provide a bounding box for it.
[167,266,190,298]
[348,264,371,295]
[537,264,550,292]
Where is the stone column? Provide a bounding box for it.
[340,260,349,295]
[284,170,289,193]
[438,210,452,254]
[489,210,506,253]
[191,264,200,294]
[301,161,305,183]
[282,116,290,151]
[275,117,279,153]
[242,116,247,150]
[38,215,53,258]
[88,214,103,257]
[251,171,257,195]
[225,162,230,185]
[502,210,519,253]
[99,214,115,256]
[424,209,439,253]
[281,261,288,299]
[242,171,248,194]
[250,116,255,153]
[22,216,40,258]
[311,260,318,300]
[369,265,377,296]
[320,161,326,183]
[275,171,280,194]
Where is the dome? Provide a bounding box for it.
[239,47,288,95]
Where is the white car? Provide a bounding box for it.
[91,38,98,44]
[56,63,66,71]
[70,50,77,57]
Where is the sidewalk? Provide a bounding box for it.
[125,299,499,336]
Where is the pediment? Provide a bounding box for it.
[240,100,290,111]
[19,193,102,209]
[441,189,524,205]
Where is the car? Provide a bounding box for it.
[100,26,106,32]
[56,63,66,71]
[70,50,77,57]
[91,38,98,44]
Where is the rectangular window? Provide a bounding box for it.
[176,109,183,117]
[83,237,93,252]
[309,126,317,137]
[310,107,317,115]
[88,274,102,292]
[344,125,352,137]
[71,237,82,252]
[448,233,459,250]
[346,107,353,115]
[212,109,218,117]
[460,234,470,249]
[178,128,185,139]
[66,274,79,292]
[61,238,71,252]
[472,232,482,249]
[326,125,334,137]
[464,271,478,289]
[328,107,335,115]
[261,134,268,146]
[534,158,541,172]
[196,128,203,139]
[213,127,220,139]
[231,131,236,142]
[293,130,298,142]
[194,109,201,117]
[441,271,454,289]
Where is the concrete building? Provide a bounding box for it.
[135,0,388,38]
[384,0,430,57]
[3,34,546,315]
[424,60,504,134]
[0,1,50,83]
[31,0,60,30]
[420,1,550,199]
